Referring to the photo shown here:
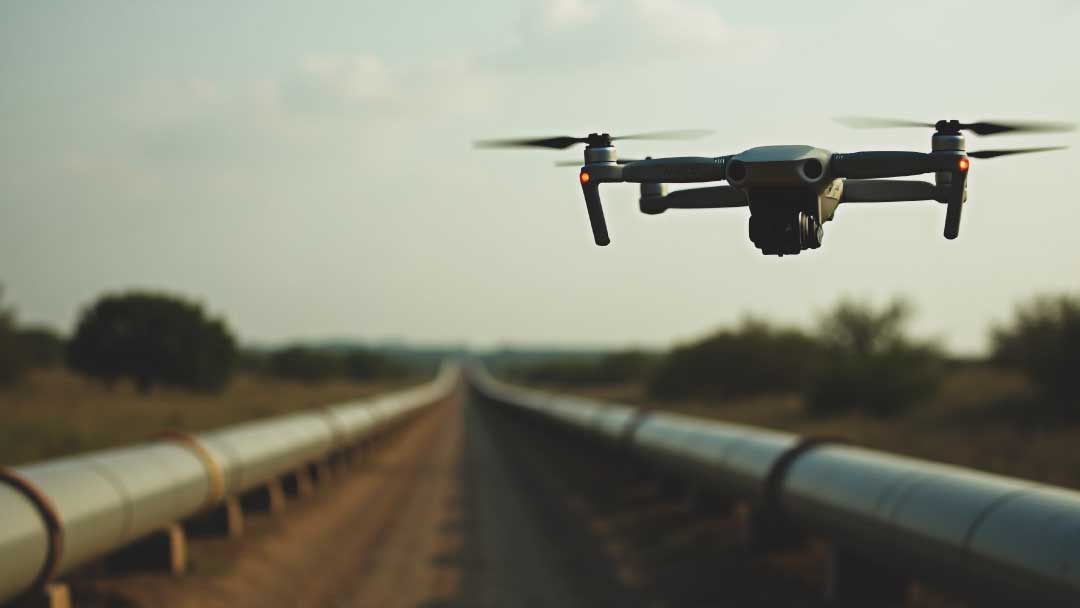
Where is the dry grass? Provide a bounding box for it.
[0,368,420,466]
[540,367,1080,491]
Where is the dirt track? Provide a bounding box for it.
[79,396,851,607]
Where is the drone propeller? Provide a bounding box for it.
[967,146,1068,159]
[554,158,644,167]
[836,116,1075,136]
[474,129,712,150]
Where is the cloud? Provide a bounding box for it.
[274,51,499,119]
[541,0,599,29]
[496,0,777,69]
[103,50,499,178]
[629,0,737,52]
[280,53,395,114]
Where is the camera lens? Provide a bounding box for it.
[802,158,823,180]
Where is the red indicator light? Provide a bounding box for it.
[958,157,970,172]
[580,171,591,184]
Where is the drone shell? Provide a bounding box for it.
[726,145,833,189]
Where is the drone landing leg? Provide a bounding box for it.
[580,181,610,246]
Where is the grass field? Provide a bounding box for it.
[0,369,420,466]
[537,366,1080,491]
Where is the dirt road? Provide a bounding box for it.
[80,396,839,607]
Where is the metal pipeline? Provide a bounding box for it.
[0,363,459,602]
[468,366,1080,605]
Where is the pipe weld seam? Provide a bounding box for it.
[763,436,845,516]
[960,487,1031,553]
[158,430,227,508]
[617,408,652,448]
[84,460,134,545]
[0,467,63,592]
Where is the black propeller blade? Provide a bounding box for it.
[475,129,712,150]
[614,129,713,142]
[836,116,934,129]
[554,158,644,167]
[476,136,589,149]
[967,146,1068,159]
[836,116,1075,136]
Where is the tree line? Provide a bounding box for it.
[508,294,1080,419]
[0,289,409,393]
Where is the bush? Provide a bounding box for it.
[343,349,408,381]
[0,292,25,386]
[992,294,1080,409]
[266,347,343,383]
[16,327,65,368]
[804,299,943,416]
[518,350,657,386]
[67,292,237,393]
[265,346,409,383]
[648,319,818,400]
[235,348,270,374]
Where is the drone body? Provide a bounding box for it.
[477,119,1070,256]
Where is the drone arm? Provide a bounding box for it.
[657,185,748,210]
[840,179,944,203]
[831,151,958,179]
[621,157,729,183]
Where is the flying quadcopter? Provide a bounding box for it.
[476,118,1073,256]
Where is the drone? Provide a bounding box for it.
[476,118,1073,256]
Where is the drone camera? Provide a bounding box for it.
[749,208,822,255]
[746,188,826,255]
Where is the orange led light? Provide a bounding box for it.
[958,157,970,172]
[580,171,591,184]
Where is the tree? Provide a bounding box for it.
[67,292,237,393]
[992,294,1080,409]
[805,299,943,416]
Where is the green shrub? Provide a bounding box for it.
[267,347,343,383]
[805,299,943,416]
[648,319,817,400]
[343,349,408,381]
[518,350,657,386]
[15,327,65,368]
[265,346,409,383]
[235,348,270,374]
[67,291,237,393]
[992,294,1080,410]
[0,292,24,386]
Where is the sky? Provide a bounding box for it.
[1,0,1079,354]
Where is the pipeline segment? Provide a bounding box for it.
[468,366,1080,605]
[0,363,458,602]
